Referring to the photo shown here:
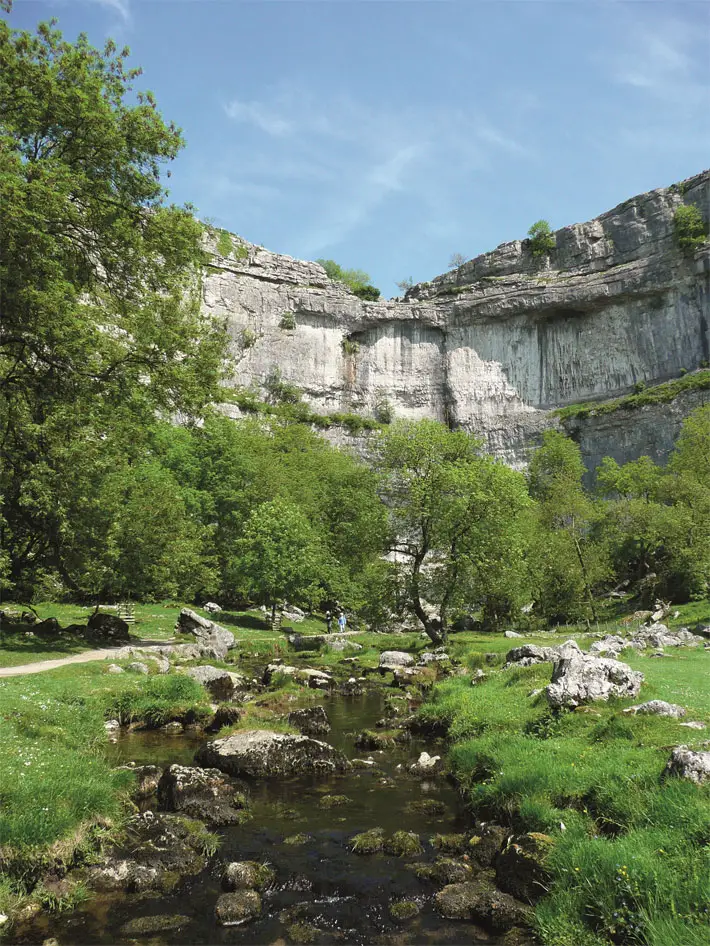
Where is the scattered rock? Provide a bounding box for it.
[288,705,331,736]
[122,764,162,800]
[664,747,710,785]
[472,669,487,685]
[208,704,243,732]
[215,890,261,926]
[87,612,130,642]
[589,635,628,657]
[126,661,150,675]
[418,650,451,665]
[195,730,349,779]
[385,830,423,856]
[495,833,554,904]
[157,764,249,825]
[624,700,686,718]
[389,900,420,922]
[162,721,184,733]
[680,721,707,730]
[379,651,415,670]
[318,794,351,809]
[435,881,532,932]
[104,719,120,732]
[87,812,213,893]
[120,914,190,936]
[546,654,643,708]
[222,861,275,891]
[186,665,236,701]
[107,663,124,674]
[287,633,324,650]
[326,637,363,652]
[263,664,333,689]
[204,602,222,614]
[505,640,581,669]
[409,751,442,776]
[413,856,473,884]
[176,608,235,660]
[505,631,523,639]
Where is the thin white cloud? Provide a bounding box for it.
[212,82,534,255]
[87,0,131,24]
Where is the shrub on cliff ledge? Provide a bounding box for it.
[673,204,707,252]
[528,220,556,257]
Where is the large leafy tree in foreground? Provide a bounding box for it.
[0,11,226,595]
[378,420,531,644]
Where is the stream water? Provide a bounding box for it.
[21,690,503,945]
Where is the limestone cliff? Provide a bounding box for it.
[203,169,710,471]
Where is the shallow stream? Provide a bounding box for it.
[23,690,503,945]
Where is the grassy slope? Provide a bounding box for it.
[422,624,710,946]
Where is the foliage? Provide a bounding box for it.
[316,259,380,300]
[341,338,360,356]
[216,229,234,257]
[395,277,414,293]
[279,311,296,330]
[377,420,532,642]
[234,497,328,617]
[673,204,707,251]
[555,368,710,421]
[0,16,226,598]
[448,253,467,269]
[264,367,301,404]
[528,220,556,257]
[241,328,257,349]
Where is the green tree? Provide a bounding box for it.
[316,259,380,300]
[378,420,531,643]
[0,15,226,594]
[234,497,327,625]
[448,253,467,269]
[528,432,607,623]
[527,220,556,257]
[673,204,707,252]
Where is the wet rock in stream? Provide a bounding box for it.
[195,729,350,778]
[214,889,262,926]
[288,704,331,736]
[435,879,533,932]
[222,860,276,891]
[157,763,251,825]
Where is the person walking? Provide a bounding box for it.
[325,610,333,634]
[338,611,347,633]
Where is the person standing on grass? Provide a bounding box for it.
[338,611,347,633]
[325,610,333,634]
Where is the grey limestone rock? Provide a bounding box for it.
[379,650,415,669]
[126,661,150,675]
[195,729,350,779]
[215,890,262,926]
[186,665,236,701]
[175,608,235,660]
[288,705,331,736]
[157,763,249,825]
[546,654,643,708]
[624,700,686,718]
[664,747,710,784]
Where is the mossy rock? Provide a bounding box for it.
[354,729,397,750]
[389,899,420,922]
[120,914,190,936]
[287,921,319,944]
[318,794,352,809]
[350,827,385,854]
[283,833,310,846]
[495,832,554,904]
[215,889,261,925]
[405,798,447,817]
[435,880,532,932]
[413,856,473,884]
[385,830,423,857]
[222,860,275,891]
[430,833,468,854]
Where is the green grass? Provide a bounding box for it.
[426,635,710,945]
[554,368,710,422]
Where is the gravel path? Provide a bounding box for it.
[0,639,174,677]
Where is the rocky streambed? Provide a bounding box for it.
[12,682,535,946]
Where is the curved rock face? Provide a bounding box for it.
[206,171,709,471]
[194,729,350,778]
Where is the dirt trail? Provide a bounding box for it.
[0,640,174,678]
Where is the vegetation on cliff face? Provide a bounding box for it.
[316,259,381,300]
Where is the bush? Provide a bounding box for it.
[674,204,707,251]
[216,230,233,257]
[352,284,380,301]
[264,367,301,405]
[341,338,360,356]
[528,220,556,257]
[279,312,296,330]
[241,328,256,349]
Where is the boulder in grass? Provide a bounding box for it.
[87,612,130,642]
[545,654,643,708]
[379,651,415,670]
[186,666,236,701]
[175,609,235,660]
[663,747,710,785]
[623,700,686,718]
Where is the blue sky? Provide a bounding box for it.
[8,0,710,297]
